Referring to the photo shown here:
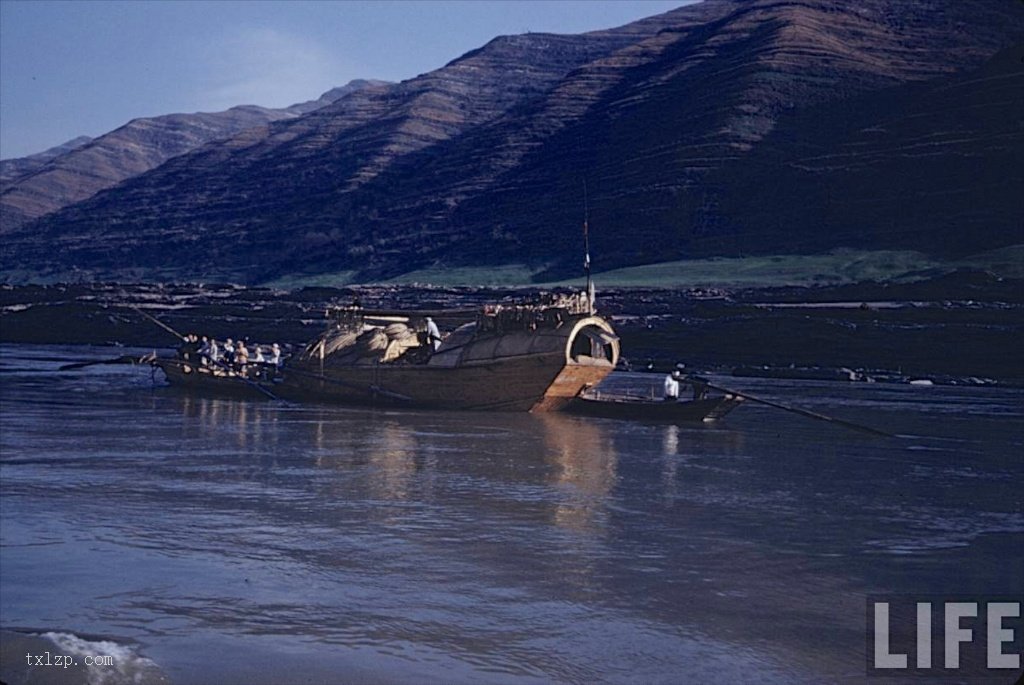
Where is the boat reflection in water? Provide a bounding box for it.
[365,422,420,502]
[170,390,751,524]
[536,413,617,536]
[173,391,623,534]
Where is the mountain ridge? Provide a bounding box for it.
[0,136,93,183]
[0,79,387,234]
[2,0,1021,284]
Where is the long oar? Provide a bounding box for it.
[131,306,187,341]
[688,375,895,438]
[282,366,414,404]
[207,360,283,402]
[59,354,153,371]
[56,305,180,368]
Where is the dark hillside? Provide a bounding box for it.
[2,0,1021,284]
[0,81,382,234]
[710,42,1024,258]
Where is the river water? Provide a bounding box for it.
[1,344,1021,684]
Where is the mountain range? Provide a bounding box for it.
[1,0,1022,285]
[0,80,384,234]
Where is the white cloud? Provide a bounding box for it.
[196,27,348,111]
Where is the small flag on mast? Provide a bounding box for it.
[583,218,590,270]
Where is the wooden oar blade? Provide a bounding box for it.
[58,355,151,371]
[58,360,102,371]
[690,375,895,438]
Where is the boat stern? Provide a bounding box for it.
[531,316,619,412]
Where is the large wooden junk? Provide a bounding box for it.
[275,292,619,412]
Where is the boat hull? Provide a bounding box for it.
[277,354,613,412]
[154,314,619,413]
[566,395,744,422]
[155,359,272,400]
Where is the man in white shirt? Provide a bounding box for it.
[664,370,681,401]
[425,317,442,351]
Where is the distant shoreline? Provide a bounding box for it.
[2,273,1022,385]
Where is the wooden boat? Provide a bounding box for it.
[274,292,619,412]
[154,292,620,412]
[567,388,744,423]
[154,356,277,400]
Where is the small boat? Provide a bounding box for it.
[567,387,744,423]
[154,356,278,399]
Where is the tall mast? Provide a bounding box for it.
[582,180,595,314]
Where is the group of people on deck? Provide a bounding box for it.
[179,334,283,376]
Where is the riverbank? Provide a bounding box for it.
[2,270,1021,385]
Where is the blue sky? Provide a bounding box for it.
[0,0,688,160]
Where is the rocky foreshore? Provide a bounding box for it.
[2,272,1022,386]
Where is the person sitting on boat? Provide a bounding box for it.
[269,343,282,367]
[425,317,442,351]
[208,338,220,362]
[673,362,706,400]
[253,345,265,364]
[179,334,200,362]
[223,338,235,365]
[234,341,249,372]
[664,370,681,401]
[197,336,211,364]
